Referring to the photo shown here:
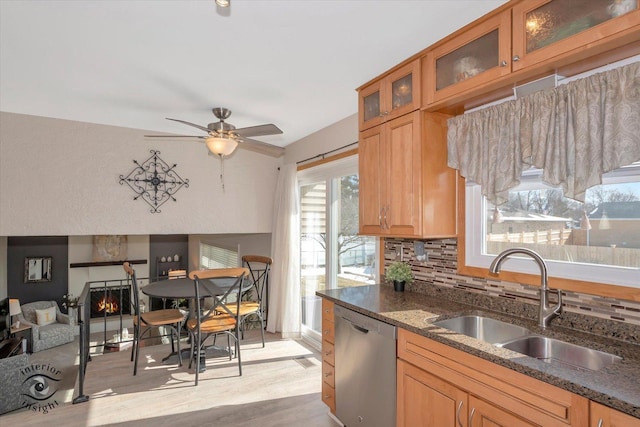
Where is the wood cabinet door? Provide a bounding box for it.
[384,59,421,122]
[359,125,386,235]
[590,401,640,427]
[398,359,468,427]
[359,79,385,131]
[511,0,640,72]
[468,395,538,427]
[424,11,511,105]
[386,111,422,237]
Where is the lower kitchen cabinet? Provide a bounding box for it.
[590,401,640,427]
[397,328,589,427]
[398,359,467,426]
[321,299,336,414]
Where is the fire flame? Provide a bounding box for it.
[97,297,120,314]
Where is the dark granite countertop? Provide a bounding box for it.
[317,285,640,419]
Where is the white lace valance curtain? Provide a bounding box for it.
[447,61,640,206]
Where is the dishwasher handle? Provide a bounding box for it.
[334,304,397,340]
[348,321,370,335]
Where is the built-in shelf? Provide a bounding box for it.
[69,259,147,268]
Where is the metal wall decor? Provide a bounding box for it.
[120,150,189,213]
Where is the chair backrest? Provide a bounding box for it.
[123,262,140,317]
[241,255,272,306]
[168,269,187,279]
[190,268,250,321]
[19,301,59,323]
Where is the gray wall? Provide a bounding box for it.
[7,236,69,308]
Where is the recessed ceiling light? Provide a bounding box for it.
[215,0,230,7]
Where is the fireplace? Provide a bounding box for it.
[90,285,131,318]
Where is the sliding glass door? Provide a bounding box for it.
[298,156,377,343]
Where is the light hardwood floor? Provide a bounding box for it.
[2,330,339,427]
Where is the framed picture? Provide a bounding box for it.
[24,256,52,283]
[92,235,128,262]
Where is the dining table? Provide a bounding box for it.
[141,276,236,370]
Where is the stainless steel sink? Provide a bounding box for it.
[433,315,622,372]
[500,335,622,371]
[432,315,531,344]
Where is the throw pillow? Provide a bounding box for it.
[35,306,56,326]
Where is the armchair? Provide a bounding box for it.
[19,301,74,352]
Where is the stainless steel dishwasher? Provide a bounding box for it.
[334,305,397,427]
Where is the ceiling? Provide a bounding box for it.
[0,0,506,149]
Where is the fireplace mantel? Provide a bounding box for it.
[69,259,147,268]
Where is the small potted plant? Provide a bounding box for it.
[385,262,414,292]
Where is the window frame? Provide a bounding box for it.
[459,166,640,296]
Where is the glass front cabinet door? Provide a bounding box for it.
[512,0,640,71]
[424,11,512,105]
[358,59,420,131]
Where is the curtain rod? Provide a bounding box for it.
[296,141,358,165]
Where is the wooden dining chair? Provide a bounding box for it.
[187,267,250,385]
[123,262,185,376]
[235,255,272,347]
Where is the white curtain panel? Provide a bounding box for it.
[266,164,301,338]
[447,61,640,206]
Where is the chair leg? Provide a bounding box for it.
[259,314,265,348]
[176,323,182,367]
[133,335,140,376]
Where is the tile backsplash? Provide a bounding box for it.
[383,238,640,332]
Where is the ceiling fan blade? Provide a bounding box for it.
[166,118,210,133]
[238,137,285,157]
[144,134,205,139]
[234,124,283,138]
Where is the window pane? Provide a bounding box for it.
[485,175,640,269]
[337,175,376,287]
[299,171,377,335]
[199,243,237,269]
[300,181,326,334]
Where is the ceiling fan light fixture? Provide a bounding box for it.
[205,136,238,157]
[215,0,230,7]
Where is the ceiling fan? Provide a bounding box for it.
[145,107,285,158]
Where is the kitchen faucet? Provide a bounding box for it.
[489,248,562,329]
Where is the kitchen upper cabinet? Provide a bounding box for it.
[511,0,640,72]
[359,111,422,237]
[590,401,640,427]
[424,11,511,105]
[423,0,640,108]
[359,111,457,238]
[359,59,421,131]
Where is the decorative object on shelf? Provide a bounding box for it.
[174,254,180,262]
[119,150,189,213]
[608,0,637,18]
[9,299,21,328]
[161,256,167,262]
[93,235,128,262]
[453,56,484,83]
[24,256,52,283]
[385,261,414,292]
[63,293,80,309]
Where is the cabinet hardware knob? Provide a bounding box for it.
[597,419,603,427]
[323,330,329,335]
[324,372,331,377]
[324,351,332,356]
[469,407,476,425]
[500,60,507,67]
[512,55,520,61]
[456,401,464,427]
